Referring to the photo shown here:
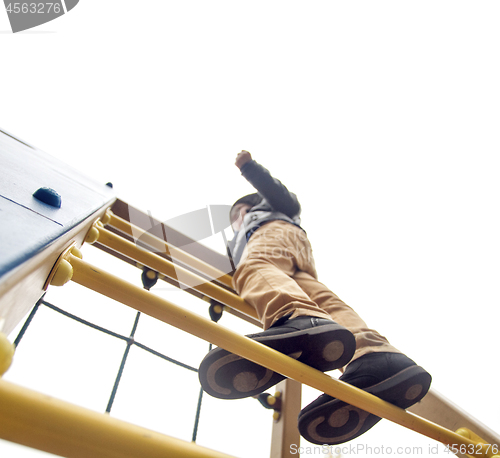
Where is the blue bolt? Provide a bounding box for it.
[33,187,62,208]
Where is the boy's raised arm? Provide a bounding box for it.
[234,150,300,217]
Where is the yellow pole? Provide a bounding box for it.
[107,213,234,289]
[95,226,258,320]
[67,255,495,458]
[0,379,236,458]
[0,332,15,376]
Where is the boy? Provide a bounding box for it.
[199,151,431,444]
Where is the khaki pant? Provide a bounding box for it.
[232,221,400,363]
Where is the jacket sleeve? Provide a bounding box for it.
[239,160,301,217]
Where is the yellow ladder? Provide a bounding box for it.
[1,201,499,458]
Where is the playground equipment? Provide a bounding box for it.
[0,128,499,457]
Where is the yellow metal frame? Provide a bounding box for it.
[95,224,257,319]
[270,379,302,458]
[1,207,498,458]
[107,212,234,289]
[62,252,495,458]
[0,378,235,458]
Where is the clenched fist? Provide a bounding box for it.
[235,150,252,169]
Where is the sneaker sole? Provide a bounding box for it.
[298,365,432,445]
[199,323,356,399]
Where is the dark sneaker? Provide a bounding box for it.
[298,352,432,445]
[198,316,356,399]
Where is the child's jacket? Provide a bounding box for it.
[228,159,303,266]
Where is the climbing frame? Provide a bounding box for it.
[1,129,499,458]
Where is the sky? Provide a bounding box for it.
[1,1,500,457]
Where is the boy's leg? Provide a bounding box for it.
[232,221,331,330]
[292,271,431,445]
[292,270,400,362]
[198,222,356,400]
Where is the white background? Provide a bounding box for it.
[1,2,499,457]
